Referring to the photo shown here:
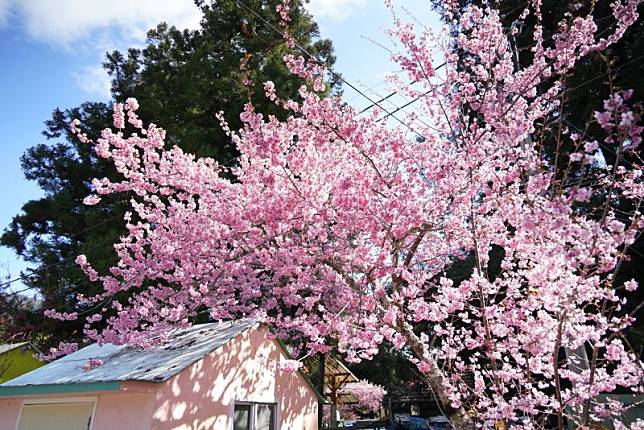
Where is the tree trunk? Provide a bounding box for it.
[565,345,590,428]
[401,321,475,430]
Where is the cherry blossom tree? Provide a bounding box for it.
[322,380,386,426]
[55,0,644,428]
[340,380,387,412]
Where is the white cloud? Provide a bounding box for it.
[0,0,11,26]
[3,0,201,98]
[306,0,367,22]
[10,0,201,47]
[72,64,112,100]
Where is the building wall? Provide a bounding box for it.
[0,397,21,430]
[151,327,318,430]
[93,391,156,430]
[0,391,155,430]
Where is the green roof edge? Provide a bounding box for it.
[0,381,121,397]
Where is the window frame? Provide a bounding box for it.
[15,396,97,430]
[232,401,277,430]
[233,401,253,430]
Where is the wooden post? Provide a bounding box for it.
[318,353,326,430]
[330,373,338,429]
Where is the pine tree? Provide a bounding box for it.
[1,0,336,348]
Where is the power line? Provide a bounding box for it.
[358,61,446,116]
[359,89,399,114]
[377,88,433,122]
[235,0,429,138]
[358,79,420,115]
[344,70,402,105]
[2,285,38,297]
[0,255,78,291]
[371,49,644,135]
[238,0,637,139]
[564,53,644,94]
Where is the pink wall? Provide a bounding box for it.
[151,327,318,430]
[93,391,155,430]
[0,327,318,430]
[0,391,155,430]
[0,398,21,430]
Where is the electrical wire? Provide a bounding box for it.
[235,0,430,138]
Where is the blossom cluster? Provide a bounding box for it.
[82,358,104,372]
[339,380,387,411]
[38,342,78,362]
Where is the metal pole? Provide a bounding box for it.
[318,353,326,430]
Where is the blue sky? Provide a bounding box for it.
[0,0,440,292]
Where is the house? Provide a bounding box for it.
[319,355,360,425]
[0,343,44,384]
[0,320,319,430]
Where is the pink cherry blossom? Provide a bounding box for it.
[624,279,638,292]
[82,195,101,206]
[38,342,79,361]
[339,380,387,411]
[82,358,104,371]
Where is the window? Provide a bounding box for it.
[17,398,95,430]
[233,402,276,430]
[255,404,275,430]
[234,404,251,430]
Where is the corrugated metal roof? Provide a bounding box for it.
[2,319,255,387]
[0,342,29,355]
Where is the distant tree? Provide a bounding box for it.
[1,0,336,349]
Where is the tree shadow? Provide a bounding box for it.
[150,327,318,429]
